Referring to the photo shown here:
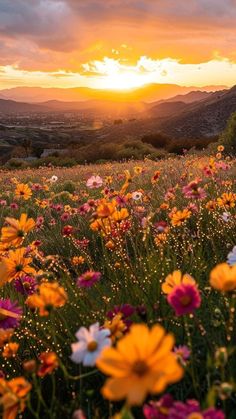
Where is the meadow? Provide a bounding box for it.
[0,148,235,418]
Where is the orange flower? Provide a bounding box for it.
[97,201,116,218]
[37,352,59,377]
[96,324,183,406]
[0,377,31,419]
[162,271,196,294]
[71,256,85,266]
[2,342,19,358]
[1,214,35,248]
[217,192,236,208]
[0,248,35,286]
[26,282,68,316]
[205,200,217,211]
[15,183,32,201]
[170,209,191,226]
[210,263,236,292]
[0,329,14,348]
[112,208,129,222]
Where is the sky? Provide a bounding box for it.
[0,0,236,90]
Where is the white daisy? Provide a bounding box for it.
[227,246,236,266]
[71,322,111,366]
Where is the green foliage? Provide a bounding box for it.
[220,112,236,152]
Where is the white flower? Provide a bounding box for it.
[132,191,143,201]
[86,176,103,189]
[71,322,111,366]
[49,175,58,183]
[222,212,231,222]
[227,246,236,266]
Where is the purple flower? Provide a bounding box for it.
[0,299,22,329]
[76,271,101,288]
[14,276,38,296]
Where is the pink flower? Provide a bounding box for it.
[76,271,101,288]
[182,179,206,200]
[167,283,201,316]
[173,345,191,365]
[61,212,70,221]
[86,176,103,189]
[10,202,19,210]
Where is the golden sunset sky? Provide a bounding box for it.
[0,0,236,90]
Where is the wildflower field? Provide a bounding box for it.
[0,148,235,419]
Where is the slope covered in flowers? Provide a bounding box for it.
[0,149,235,418]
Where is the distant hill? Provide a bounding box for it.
[0,83,226,104]
[0,99,49,113]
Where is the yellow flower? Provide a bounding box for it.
[2,342,19,358]
[217,192,236,208]
[162,270,196,294]
[112,208,129,222]
[15,183,32,200]
[217,145,224,152]
[0,377,31,419]
[171,209,191,226]
[134,166,143,175]
[26,282,68,316]
[103,314,126,343]
[1,214,35,248]
[210,263,236,292]
[96,324,183,406]
[0,248,35,286]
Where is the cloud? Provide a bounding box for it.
[0,0,235,84]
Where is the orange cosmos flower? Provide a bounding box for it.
[15,183,32,200]
[112,208,129,222]
[37,352,59,377]
[0,377,31,419]
[2,342,19,358]
[162,271,196,295]
[96,324,183,406]
[0,248,35,286]
[97,201,116,218]
[26,282,67,316]
[170,209,191,226]
[210,263,236,292]
[1,214,35,248]
[217,192,236,209]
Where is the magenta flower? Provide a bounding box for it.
[14,275,38,296]
[168,400,225,419]
[143,394,174,418]
[0,299,22,329]
[167,283,201,316]
[107,304,135,328]
[76,271,101,288]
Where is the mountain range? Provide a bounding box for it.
[0,83,235,139]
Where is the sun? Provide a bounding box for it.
[99,71,149,90]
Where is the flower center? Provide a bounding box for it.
[15,264,24,272]
[132,360,149,377]
[87,341,98,352]
[187,414,203,419]
[179,295,191,306]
